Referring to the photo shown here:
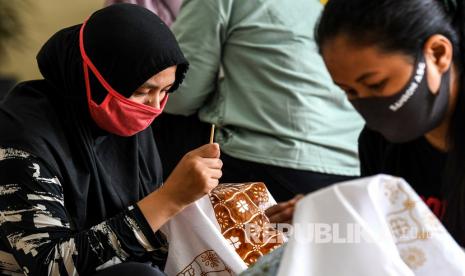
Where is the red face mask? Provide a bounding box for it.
[79,20,168,137]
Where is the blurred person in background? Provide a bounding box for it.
[151,0,364,202]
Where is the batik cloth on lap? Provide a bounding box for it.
[161,182,283,275]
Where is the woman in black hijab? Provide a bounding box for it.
[0,4,223,275]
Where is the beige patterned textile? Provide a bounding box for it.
[276,175,465,276]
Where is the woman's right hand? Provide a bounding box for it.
[161,143,223,208]
[137,143,222,232]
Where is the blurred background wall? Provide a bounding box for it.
[0,0,104,83]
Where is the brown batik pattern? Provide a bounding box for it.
[209,182,285,266]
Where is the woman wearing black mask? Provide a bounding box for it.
[316,0,465,246]
[0,4,224,275]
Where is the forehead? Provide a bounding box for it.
[142,66,177,86]
[321,35,413,82]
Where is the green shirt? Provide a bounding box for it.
[165,0,364,176]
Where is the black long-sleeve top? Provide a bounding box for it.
[0,147,167,275]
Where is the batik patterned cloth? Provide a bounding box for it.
[210,183,285,266]
[238,244,285,276]
[275,175,465,276]
[162,182,283,275]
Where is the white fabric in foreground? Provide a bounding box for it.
[277,175,465,276]
[160,195,248,275]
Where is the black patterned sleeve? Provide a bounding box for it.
[0,148,167,276]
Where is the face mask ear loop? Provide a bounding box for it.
[79,18,118,98]
[79,19,161,112]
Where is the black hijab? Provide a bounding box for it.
[0,4,188,230]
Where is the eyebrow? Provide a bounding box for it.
[355,72,378,83]
[140,83,160,90]
[140,82,174,90]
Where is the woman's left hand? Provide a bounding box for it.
[265,194,305,224]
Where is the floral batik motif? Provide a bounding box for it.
[210,183,285,266]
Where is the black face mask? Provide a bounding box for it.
[349,55,451,143]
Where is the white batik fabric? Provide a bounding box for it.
[0,147,167,275]
[275,175,465,276]
[160,195,249,276]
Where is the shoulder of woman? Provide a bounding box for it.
[358,126,387,145]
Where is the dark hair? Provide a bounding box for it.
[316,0,465,243]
